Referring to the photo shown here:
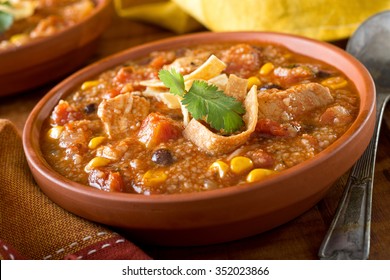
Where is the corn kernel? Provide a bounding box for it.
[321,76,348,90]
[88,136,106,149]
[230,156,254,175]
[81,80,100,90]
[246,168,277,183]
[259,62,275,75]
[142,169,168,187]
[47,126,64,139]
[209,160,230,178]
[247,76,261,90]
[10,33,29,45]
[84,157,110,172]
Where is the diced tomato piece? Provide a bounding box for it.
[138,113,183,148]
[148,51,176,69]
[114,67,158,91]
[88,170,124,192]
[106,172,125,192]
[255,119,290,137]
[115,67,137,84]
[51,100,83,126]
[149,56,166,69]
[103,88,121,99]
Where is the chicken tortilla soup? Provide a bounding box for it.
[40,42,360,195]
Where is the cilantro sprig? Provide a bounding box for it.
[0,2,13,33]
[1,0,39,34]
[158,69,246,134]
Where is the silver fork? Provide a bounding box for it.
[318,91,389,259]
[318,10,390,260]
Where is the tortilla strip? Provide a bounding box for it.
[0,1,37,20]
[183,85,258,155]
[139,79,165,88]
[225,74,248,102]
[208,74,228,91]
[140,54,229,126]
[183,54,226,81]
[142,87,181,109]
[140,54,227,88]
[181,103,190,126]
[184,73,229,92]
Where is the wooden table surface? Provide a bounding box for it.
[1,10,390,260]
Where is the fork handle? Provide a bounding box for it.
[318,154,374,259]
[318,92,389,260]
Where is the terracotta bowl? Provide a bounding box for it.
[23,32,376,246]
[0,0,112,97]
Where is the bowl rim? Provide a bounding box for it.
[23,31,376,204]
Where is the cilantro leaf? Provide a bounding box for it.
[158,68,185,97]
[183,80,245,134]
[0,11,13,33]
[158,69,246,134]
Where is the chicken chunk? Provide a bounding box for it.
[319,105,353,126]
[220,44,263,78]
[96,140,130,161]
[273,65,316,87]
[257,83,333,123]
[97,92,150,139]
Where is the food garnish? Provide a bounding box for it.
[0,1,13,33]
[158,68,246,134]
[0,0,37,33]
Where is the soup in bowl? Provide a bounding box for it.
[23,32,375,246]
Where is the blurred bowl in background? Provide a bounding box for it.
[0,0,112,97]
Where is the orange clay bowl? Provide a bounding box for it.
[23,32,376,246]
[0,0,112,97]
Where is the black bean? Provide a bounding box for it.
[84,103,96,114]
[151,149,174,166]
[316,70,332,78]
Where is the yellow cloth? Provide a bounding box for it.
[115,0,390,41]
[114,0,202,34]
